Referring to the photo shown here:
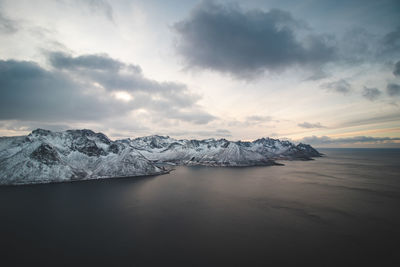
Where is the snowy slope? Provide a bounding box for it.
[250,138,322,160]
[0,129,164,185]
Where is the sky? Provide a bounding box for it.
[0,0,400,147]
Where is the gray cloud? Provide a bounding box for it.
[338,113,400,128]
[173,0,336,78]
[321,79,351,94]
[58,0,114,21]
[298,122,325,129]
[323,24,400,66]
[0,52,215,125]
[381,26,400,55]
[246,115,272,122]
[339,28,378,64]
[0,59,128,121]
[306,69,330,81]
[0,11,18,34]
[48,52,195,105]
[298,135,400,146]
[83,0,114,21]
[47,52,214,124]
[394,61,400,77]
[49,52,133,72]
[362,87,382,101]
[387,83,400,97]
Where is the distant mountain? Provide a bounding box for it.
[0,129,322,185]
[129,136,274,166]
[128,135,321,166]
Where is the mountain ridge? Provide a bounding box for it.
[0,129,322,185]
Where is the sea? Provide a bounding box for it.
[0,148,399,266]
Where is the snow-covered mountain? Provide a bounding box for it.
[128,135,321,165]
[129,137,275,166]
[249,137,321,160]
[0,129,321,185]
[0,129,164,185]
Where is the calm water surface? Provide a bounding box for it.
[1,148,400,266]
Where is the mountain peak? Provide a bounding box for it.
[29,128,53,137]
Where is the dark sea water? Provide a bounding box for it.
[1,148,400,266]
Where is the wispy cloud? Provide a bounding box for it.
[59,0,114,21]
[298,122,326,129]
[362,87,381,101]
[246,115,273,122]
[167,129,231,138]
[298,135,400,146]
[0,10,18,34]
[321,79,351,94]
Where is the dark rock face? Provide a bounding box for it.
[95,133,111,145]
[253,137,275,146]
[236,141,251,147]
[139,135,169,149]
[66,129,96,137]
[71,138,106,157]
[30,128,52,137]
[66,130,107,157]
[296,143,322,157]
[188,140,200,148]
[221,141,230,148]
[108,143,120,154]
[30,143,61,165]
[164,142,183,151]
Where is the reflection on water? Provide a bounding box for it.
[0,148,399,266]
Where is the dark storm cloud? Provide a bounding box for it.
[298,122,325,129]
[48,52,189,100]
[0,60,129,121]
[173,0,336,78]
[394,61,400,77]
[362,87,382,101]
[47,52,214,124]
[381,27,400,55]
[321,79,351,94]
[387,83,400,97]
[299,135,400,146]
[0,53,215,125]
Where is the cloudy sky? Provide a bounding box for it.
[1,0,400,147]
